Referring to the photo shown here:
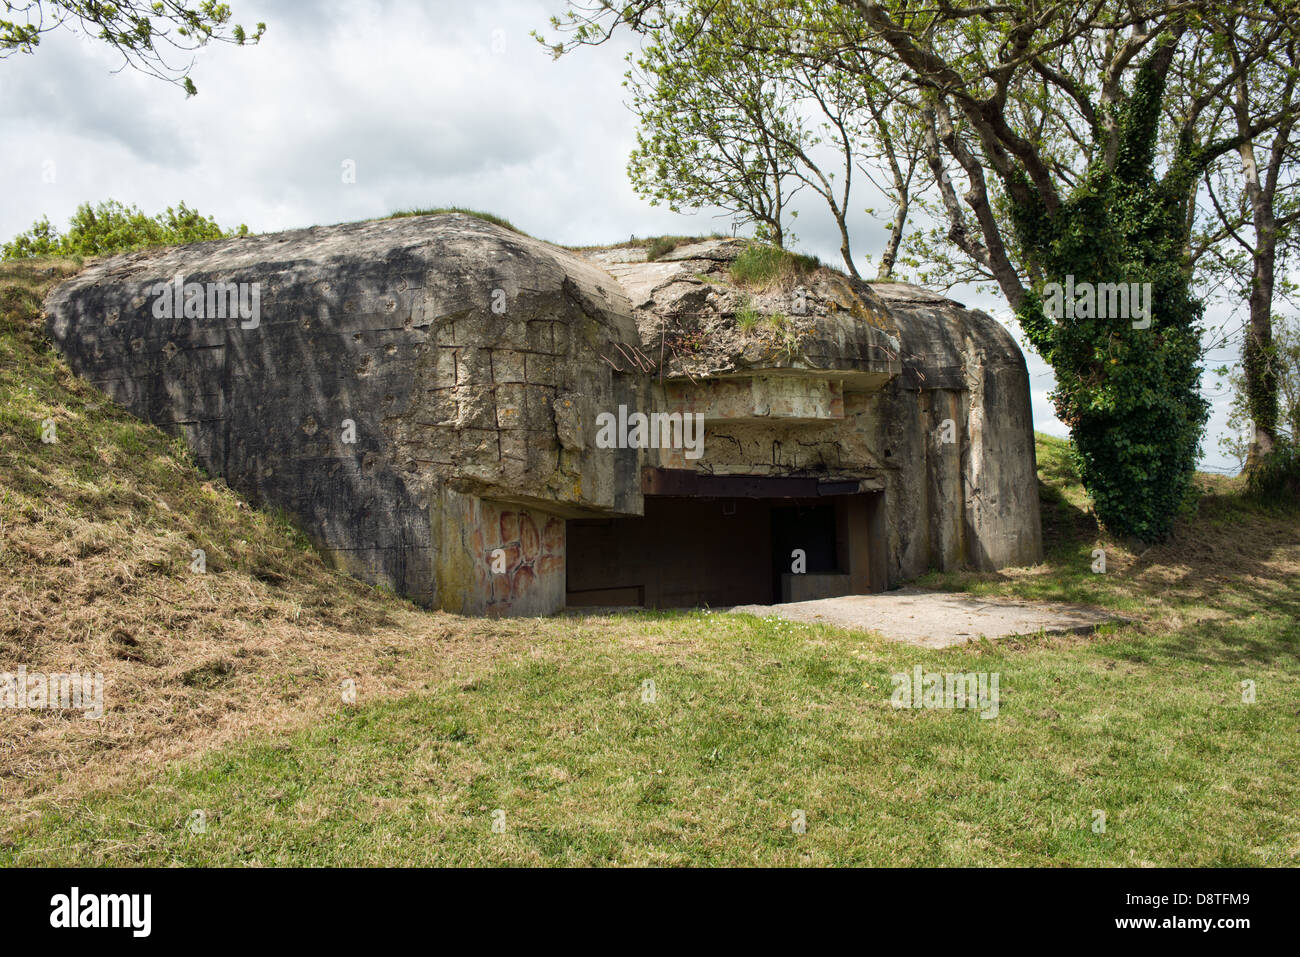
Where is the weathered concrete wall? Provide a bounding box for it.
[45,214,642,611]
[872,378,931,583]
[604,247,1041,587]
[635,315,1039,584]
[878,283,1044,573]
[432,488,566,617]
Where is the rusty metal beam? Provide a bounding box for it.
[640,468,865,499]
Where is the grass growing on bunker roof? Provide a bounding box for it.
[728,242,822,291]
[386,207,525,235]
[735,300,764,332]
[644,234,707,261]
[566,234,730,259]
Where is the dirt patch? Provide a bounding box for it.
[728,587,1125,648]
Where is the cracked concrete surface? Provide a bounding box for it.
[728,587,1124,648]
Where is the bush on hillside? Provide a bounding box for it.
[2,200,246,260]
[1245,439,1300,505]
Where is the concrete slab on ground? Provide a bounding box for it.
[727,587,1124,648]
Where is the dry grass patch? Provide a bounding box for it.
[0,258,552,817]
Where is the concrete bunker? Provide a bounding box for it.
[43,214,1043,617]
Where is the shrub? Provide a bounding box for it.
[3,200,245,260]
[1245,440,1300,504]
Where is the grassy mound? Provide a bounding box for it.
[1,261,1297,865]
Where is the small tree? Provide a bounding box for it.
[1200,34,1300,470]
[1220,315,1300,466]
[627,3,927,279]
[627,18,803,247]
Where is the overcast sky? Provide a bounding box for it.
[1,0,1249,472]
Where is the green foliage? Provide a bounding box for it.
[626,8,804,247]
[734,298,799,360]
[547,0,1300,542]
[1014,44,1209,542]
[2,200,245,260]
[1245,439,1300,504]
[1242,326,1281,444]
[729,243,820,289]
[387,207,524,235]
[624,2,901,277]
[1,1,265,95]
[1220,316,1300,466]
[735,300,762,331]
[766,312,800,360]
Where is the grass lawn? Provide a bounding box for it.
[5,604,1297,866]
[1,259,1297,866]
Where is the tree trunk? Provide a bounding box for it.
[877,195,908,280]
[1236,104,1283,471]
[1244,259,1278,469]
[835,214,860,279]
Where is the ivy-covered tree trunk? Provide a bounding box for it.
[1244,258,1280,470]
[1015,48,1209,542]
[1238,137,1283,471]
